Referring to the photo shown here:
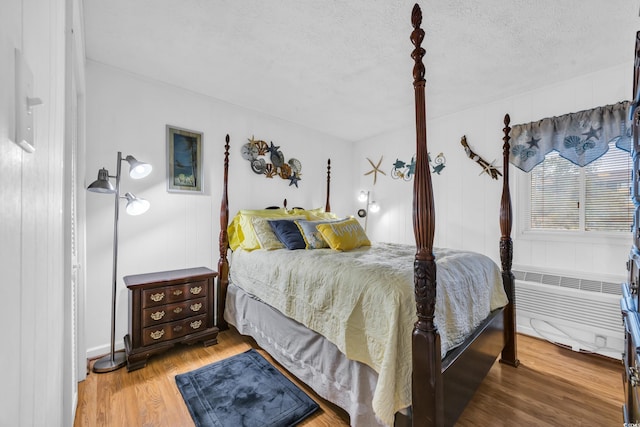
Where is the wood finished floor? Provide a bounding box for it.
[74,329,623,427]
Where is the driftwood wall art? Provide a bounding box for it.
[460,135,502,180]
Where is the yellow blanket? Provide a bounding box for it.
[229,242,507,426]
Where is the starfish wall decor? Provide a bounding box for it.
[364,156,386,185]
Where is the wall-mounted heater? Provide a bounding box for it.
[514,270,623,360]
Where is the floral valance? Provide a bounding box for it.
[509,101,631,172]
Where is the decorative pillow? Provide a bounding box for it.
[269,219,307,250]
[295,219,341,249]
[316,217,371,251]
[227,208,290,251]
[251,217,285,250]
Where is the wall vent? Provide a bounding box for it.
[514,271,623,360]
[513,270,621,296]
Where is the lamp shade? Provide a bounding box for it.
[125,155,152,179]
[87,168,115,193]
[124,192,150,215]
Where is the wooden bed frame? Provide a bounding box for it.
[216,4,518,426]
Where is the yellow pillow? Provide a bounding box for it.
[316,217,371,251]
[288,207,339,220]
[227,208,289,251]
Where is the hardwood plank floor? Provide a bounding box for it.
[74,329,623,426]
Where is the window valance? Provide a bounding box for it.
[509,101,631,172]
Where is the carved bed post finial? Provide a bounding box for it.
[411,4,426,86]
[410,4,444,426]
[325,159,331,213]
[217,134,230,330]
[499,115,519,367]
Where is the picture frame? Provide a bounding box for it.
[166,125,204,193]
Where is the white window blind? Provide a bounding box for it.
[529,141,632,233]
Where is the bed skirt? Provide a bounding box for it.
[224,283,390,427]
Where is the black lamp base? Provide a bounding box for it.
[92,351,127,373]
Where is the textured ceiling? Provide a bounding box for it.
[83,0,639,142]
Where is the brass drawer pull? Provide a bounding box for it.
[173,307,183,314]
[190,320,202,329]
[173,289,183,296]
[190,286,202,295]
[150,292,165,302]
[150,311,165,321]
[150,330,165,340]
[173,325,183,332]
[190,303,202,312]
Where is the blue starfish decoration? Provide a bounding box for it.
[582,125,601,140]
[526,136,540,148]
[268,141,280,152]
[268,141,284,167]
[288,172,301,188]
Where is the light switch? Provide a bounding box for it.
[14,48,42,153]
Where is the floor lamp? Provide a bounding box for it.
[87,152,152,373]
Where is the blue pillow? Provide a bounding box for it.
[268,219,306,250]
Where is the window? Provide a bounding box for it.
[525,141,632,234]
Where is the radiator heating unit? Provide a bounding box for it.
[514,270,623,360]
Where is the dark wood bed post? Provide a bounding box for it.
[499,115,520,367]
[217,134,230,330]
[410,4,443,427]
[325,159,331,212]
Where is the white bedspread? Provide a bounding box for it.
[229,242,508,426]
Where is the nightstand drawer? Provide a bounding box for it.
[141,297,207,328]
[142,314,208,346]
[141,279,208,308]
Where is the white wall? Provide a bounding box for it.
[354,63,632,279]
[0,0,69,425]
[84,62,354,357]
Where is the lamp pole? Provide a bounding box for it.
[363,191,370,232]
[93,152,127,373]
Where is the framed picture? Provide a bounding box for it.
[166,125,203,193]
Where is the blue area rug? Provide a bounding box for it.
[175,349,319,427]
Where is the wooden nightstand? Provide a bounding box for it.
[123,267,219,371]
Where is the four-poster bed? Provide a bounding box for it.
[216,4,518,426]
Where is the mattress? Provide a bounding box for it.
[225,283,385,427]
[227,242,508,426]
